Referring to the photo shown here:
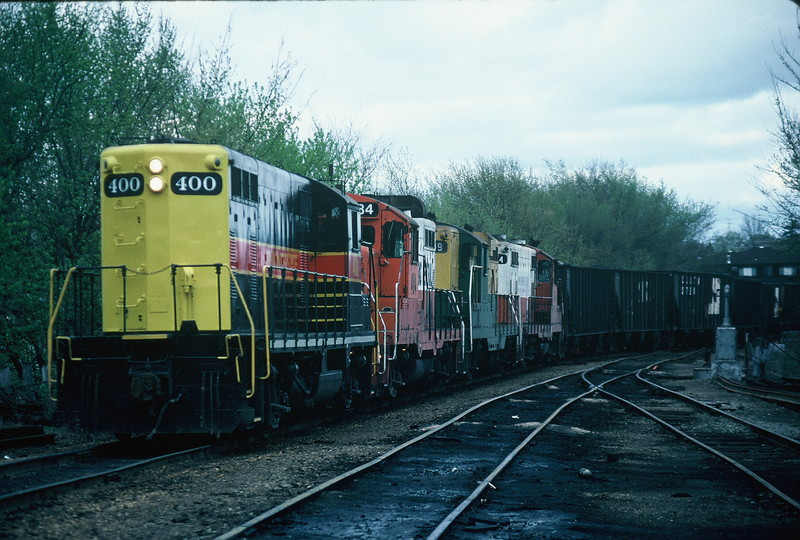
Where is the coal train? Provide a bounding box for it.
[47,142,800,436]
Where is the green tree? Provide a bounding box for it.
[176,38,389,193]
[426,156,538,237]
[0,2,393,377]
[709,215,777,254]
[536,161,716,269]
[177,37,303,168]
[299,123,390,193]
[0,3,191,372]
[427,158,716,270]
[374,147,422,196]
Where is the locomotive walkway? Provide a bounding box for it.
[217,351,799,539]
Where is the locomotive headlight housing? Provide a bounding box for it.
[103,156,119,173]
[205,154,223,170]
[147,157,164,175]
[148,176,165,193]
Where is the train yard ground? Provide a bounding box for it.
[1,351,799,539]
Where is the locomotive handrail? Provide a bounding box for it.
[510,294,523,356]
[222,334,246,386]
[56,336,81,367]
[114,233,144,246]
[222,265,257,398]
[265,265,351,344]
[386,252,405,364]
[114,296,145,309]
[467,265,483,354]
[266,266,353,281]
[47,265,126,402]
[218,334,244,362]
[362,282,387,376]
[389,281,400,362]
[172,263,256,398]
[47,267,75,401]
[444,290,467,374]
[111,197,143,210]
[260,266,272,380]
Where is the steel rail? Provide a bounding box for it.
[715,376,800,406]
[426,350,691,539]
[0,426,56,450]
[217,351,682,540]
[0,442,212,509]
[583,350,698,391]
[215,354,649,540]
[597,385,800,512]
[637,371,800,448]
[0,441,122,480]
[425,386,594,539]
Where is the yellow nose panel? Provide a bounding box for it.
[100,143,230,333]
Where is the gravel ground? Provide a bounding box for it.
[1,353,798,539]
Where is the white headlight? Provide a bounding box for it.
[148,158,164,174]
[149,176,165,193]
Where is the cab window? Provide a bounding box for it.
[315,198,345,251]
[538,260,552,282]
[350,209,360,251]
[382,221,407,258]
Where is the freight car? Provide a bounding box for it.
[47,140,798,437]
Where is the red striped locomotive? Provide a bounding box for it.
[48,141,800,436]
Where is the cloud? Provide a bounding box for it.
[154,0,799,230]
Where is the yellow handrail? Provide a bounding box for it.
[114,234,144,246]
[47,264,260,400]
[220,334,244,385]
[260,266,272,380]
[222,265,257,398]
[112,198,143,210]
[218,333,244,360]
[115,296,145,309]
[55,337,82,383]
[47,267,77,402]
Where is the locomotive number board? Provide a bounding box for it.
[104,173,144,197]
[171,172,223,195]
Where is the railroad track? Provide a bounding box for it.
[0,437,213,509]
[599,365,800,510]
[215,350,798,539]
[0,426,55,450]
[211,352,657,538]
[715,376,800,406]
[0,360,539,515]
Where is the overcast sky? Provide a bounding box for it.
[156,0,800,234]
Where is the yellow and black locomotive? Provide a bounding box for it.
[49,141,374,435]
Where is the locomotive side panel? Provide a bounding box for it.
[435,225,461,291]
